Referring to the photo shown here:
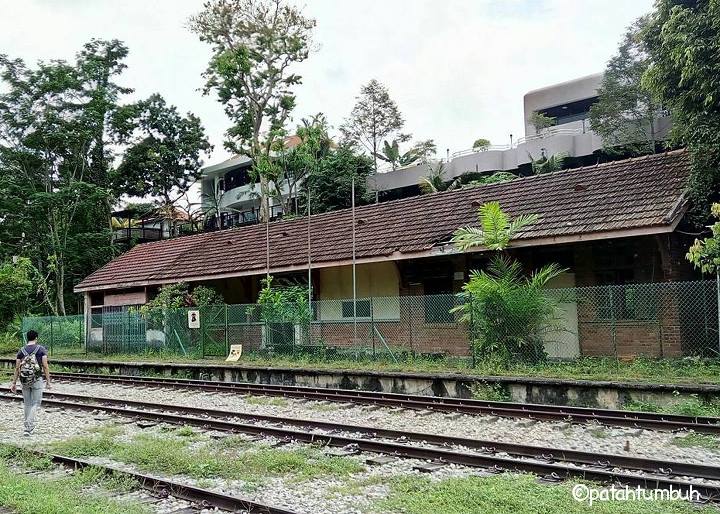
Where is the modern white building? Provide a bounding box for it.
[370,73,670,198]
[200,73,670,224]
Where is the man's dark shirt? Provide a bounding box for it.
[16,344,47,364]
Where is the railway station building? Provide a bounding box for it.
[76,150,704,359]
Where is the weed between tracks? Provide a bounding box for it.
[0,443,148,514]
[624,394,720,418]
[51,426,364,488]
[671,433,720,451]
[244,395,290,407]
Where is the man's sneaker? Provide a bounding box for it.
[22,430,30,437]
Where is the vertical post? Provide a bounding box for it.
[609,285,618,365]
[716,270,720,355]
[370,296,376,359]
[308,182,312,308]
[408,296,414,356]
[49,318,54,357]
[469,292,475,367]
[265,195,270,281]
[225,305,229,357]
[352,177,357,347]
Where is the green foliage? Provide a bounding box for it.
[257,276,311,324]
[687,203,720,274]
[375,473,708,514]
[589,17,661,155]
[112,93,212,201]
[0,258,37,329]
[641,0,720,222]
[419,162,460,194]
[472,138,492,151]
[528,111,555,132]
[298,145,374,214]
[340,79,410,172]
[141,283,223,322]
[455,256,564,363]
[529,151,568,174]
[188,0,316,221]
[672,433,720,451]
[470,381,511,402]
[452,201,539,251]
[53,431,362,486]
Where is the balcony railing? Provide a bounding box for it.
[205,204,285,231]
[111,227,164,243]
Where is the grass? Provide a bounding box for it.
[671,433,720,450]
[244,395,289,407]
[374,474,717,514]
[16,350,720,387]
[471,381,511,402]
[623,394,720,418]
[52,431,363,487]
[0,444,148,514]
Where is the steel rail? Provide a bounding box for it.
[2,393,719,499]
[52,372,720,434]
[30,389,720,482]
[18,449,297,513]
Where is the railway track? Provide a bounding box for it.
[2,390,720,500]
[52,371,720,434]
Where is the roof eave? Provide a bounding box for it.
[74,221,683,294]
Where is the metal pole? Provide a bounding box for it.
[716,269,720,354]
[265,195,270,281]
[352,177,357,346]
[307,181,312,307]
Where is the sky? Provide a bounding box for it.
[0,0,653,193]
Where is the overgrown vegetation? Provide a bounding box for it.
[452,202,564,364]
[52,430,363,487]
[0,444,148,514]
[672,433,720,451]
[374,474,711,514]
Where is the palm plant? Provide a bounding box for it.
[451,202,565,364]
[419,162,460,194]
[453,255,564,362]
[451,201,538,251]
[530,151,568,174]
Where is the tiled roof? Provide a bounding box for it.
[76,150,690,292]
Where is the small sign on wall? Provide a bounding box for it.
[187,310,200,329]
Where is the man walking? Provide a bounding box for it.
[10,330,51,436]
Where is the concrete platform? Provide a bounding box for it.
[1,357,718,409]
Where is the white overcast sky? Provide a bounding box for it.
[1,0,652,172]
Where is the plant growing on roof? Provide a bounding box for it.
[472,138,491,151]
[452,202,565,364]
[419,162,460,194]
[528,111,556,133]
[529,151,568,175]
[452,201,538,251]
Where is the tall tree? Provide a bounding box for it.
[188,0,316,222]
[112,94,212,206]
[589,17,662,155]
[298,146,373,214]
[641,0,720,222]
[0,53,114,315]
[340,79,410,173]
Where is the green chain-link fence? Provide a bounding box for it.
[19,280,720,362]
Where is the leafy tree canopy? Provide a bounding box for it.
[641,0,720,222]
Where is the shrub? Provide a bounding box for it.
[454,256,564,364]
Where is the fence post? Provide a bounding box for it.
[225,305,229,357]
[408,296,414,356]
[469,292,475,368]
[49,318,54,357]
[370,297,376,359]
[609,285,618,365]
[716,270,720,355]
